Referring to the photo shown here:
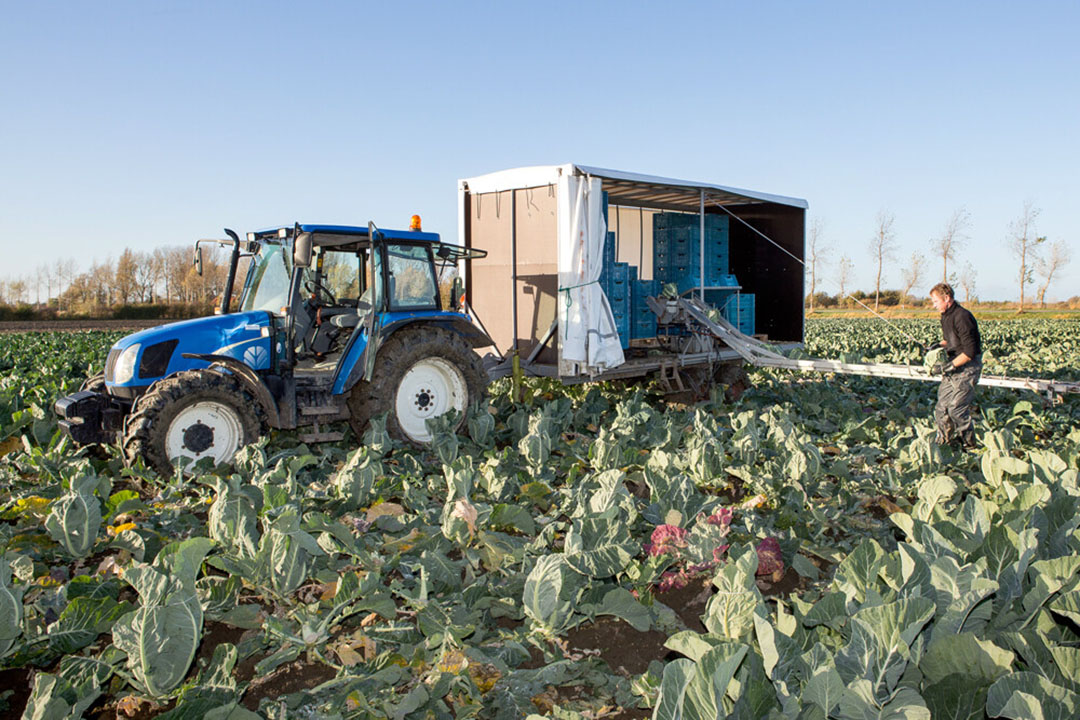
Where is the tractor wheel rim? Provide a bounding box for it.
[395,357,467,442]
[165,401,244,469]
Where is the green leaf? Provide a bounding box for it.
[45,595,130,654]
[563,515,636,578]
[833,539,886,604]
[1050,590,1080,625]
[987,672,1080,720]
[922,674,990,720]
[44,476,102,558]
[803,664,845,715]
[489,503,536,536]
[803,591,850,631]
[0,557,23,656]
[653,658,695,720]
[835,597,936,700]
[205,477,261,559]
[595,587,650,631]
[681,643,750,720]
[665,631,724,662]
[704,546,762,641]
[523,555,577,633]
[112,593,203,697]
[920,633,1014,685]
[914,475,957,521]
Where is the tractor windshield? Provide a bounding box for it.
[241,242,292,314]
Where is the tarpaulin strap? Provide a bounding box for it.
[558,279,601,339]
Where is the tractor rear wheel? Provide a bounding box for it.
[348,326,488,444]
[122,369,262,476]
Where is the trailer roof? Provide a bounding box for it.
[459,163,808,212]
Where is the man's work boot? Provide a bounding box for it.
[935,429,953,446]
[960,430,977,450]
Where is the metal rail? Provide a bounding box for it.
[677,297,1080,401]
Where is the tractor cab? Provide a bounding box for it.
[241,222,486,385]
[56,218,492,476]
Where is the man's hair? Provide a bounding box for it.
[930,282,954,300]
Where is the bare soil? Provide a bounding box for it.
[0,320,165,333]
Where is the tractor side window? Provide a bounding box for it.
[386,244,438,311]
[317,250,361,302]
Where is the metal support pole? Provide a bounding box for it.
[699,190,706,302]
[510,191,522,402]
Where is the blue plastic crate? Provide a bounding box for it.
[721,293,755,335]
[607,262,631,303]
[631,316,657,339]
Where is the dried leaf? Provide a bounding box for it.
[366,502,405,523]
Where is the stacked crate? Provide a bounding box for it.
[722,293,755,336]
[653,213,731,294]
[599,232,631,348]
[631,278,660,339]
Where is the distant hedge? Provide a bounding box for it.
[0,303,213,322]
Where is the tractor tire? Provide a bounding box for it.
[122,369,262,477]
[348,326,488,444]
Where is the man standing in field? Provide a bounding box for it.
[928,282,982,448]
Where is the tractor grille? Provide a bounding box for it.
[104,348,121,382]
[138,340,177,379]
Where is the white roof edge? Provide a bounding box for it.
[459,163,808,210]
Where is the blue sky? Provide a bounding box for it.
[3,1,1077,302]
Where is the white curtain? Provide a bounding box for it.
[557,174,625,375]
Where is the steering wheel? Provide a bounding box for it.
[304,280,337,306]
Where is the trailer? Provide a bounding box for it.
[458,164,806,395]
[458,164,1080,401]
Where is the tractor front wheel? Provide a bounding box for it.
[122,369,262,476]
[348,327,488,444]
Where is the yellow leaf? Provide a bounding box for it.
[0,436,21,457]
[366,502,405,523]
[319,582,338,602]
[437,649,468,675]
[337,645,364,667]
[15,496,50,516]
[468,663,502,694]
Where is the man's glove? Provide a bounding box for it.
[931,362,957,376]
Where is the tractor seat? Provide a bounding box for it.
[326,299,372,328]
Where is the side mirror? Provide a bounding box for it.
[450,277,464,310]
[293,232,313,268]
[193,246,203,276]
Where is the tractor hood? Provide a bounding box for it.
[105,311,276,392]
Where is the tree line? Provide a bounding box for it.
[0,245,244,317]
[806,202,1073,313]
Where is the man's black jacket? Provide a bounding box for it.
[941,301,981,361]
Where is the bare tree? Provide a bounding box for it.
[1034,239,1071,308]
[113,249,139,305]
[8,279,28,305]
[869,211,897,311]
[133,250,161,303]
[899,251,925,308]
[837,254,854,305]
[1006,201,1044,312]
[957,261,977,303]
[806,217,830,313]
[931,208,970,282]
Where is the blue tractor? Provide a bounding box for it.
[54,221,492,475]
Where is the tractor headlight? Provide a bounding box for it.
[113,344,141,383]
